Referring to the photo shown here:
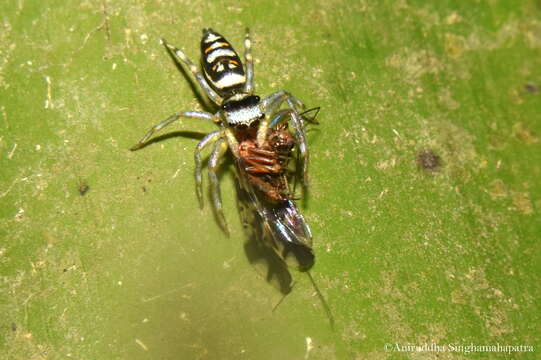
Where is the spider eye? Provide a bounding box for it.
[222,102,232,112]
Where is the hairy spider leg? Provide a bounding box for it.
[194,130,222,208]
[161,38,224,105]
[257,90,305,147]
[267,109,310,187]
[272,106,320,127]
[289,109,310,187]
[130,111,217,151]
[208,138,230,234]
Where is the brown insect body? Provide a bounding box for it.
[234,121,314,272]
[236,123,295,204]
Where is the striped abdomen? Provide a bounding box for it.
[201,28,246,96]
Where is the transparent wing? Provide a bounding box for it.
[235,170,294,294]
[235,161,314,271]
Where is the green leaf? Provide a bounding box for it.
[1,1,540,358]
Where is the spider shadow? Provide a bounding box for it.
[132,130,206,150]
[233,180,293,296]
[130,129,227,233]
[131,128,234,238]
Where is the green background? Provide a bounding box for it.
[1,0,540,359]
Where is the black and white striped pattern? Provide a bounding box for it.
[200,28,246,96]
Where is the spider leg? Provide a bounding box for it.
[270,107,321,127]
[257,108,293,161]
[130,111,217,150]
[208,138,230,235]
[194,130,222,208]
[243,28,254,94]
[268,109,291,128]
[265,109,310,187]
[260,90,305,117]
[289,109,310,187]
[161,38,223,106]
[257,90,305,146]
[223,127,240,157]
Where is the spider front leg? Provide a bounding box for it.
[208,138,230,235]
[267,109,310,187]
[194,130,222,208]
[161,38,223,106]
[290,110,310,187]
[257,90,305,146]
[261,90,305,116]
[130,111,217,150]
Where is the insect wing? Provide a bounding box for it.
[235,162,314,271]
[262,201,312,247]
[263,201,314,271]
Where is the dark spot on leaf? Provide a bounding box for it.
[416,150,442,171]
[78,184,90,196]
[11,323,17,332]
[142,186,147,193]
[524,83,538,94]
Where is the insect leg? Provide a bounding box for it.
[243,28,254,94]
[208,138,229,235]
[130,111,217,151]
[194,130,222,208]
[161,38,223,105]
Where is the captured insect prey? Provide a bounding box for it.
[235,120,315,272]
[130,28,332,325]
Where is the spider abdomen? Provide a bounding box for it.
[201,28,246,96]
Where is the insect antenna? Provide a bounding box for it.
[271,272,334,329]
[300,106,321,125]
[272,281,296,313]
[306,271,335,330]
